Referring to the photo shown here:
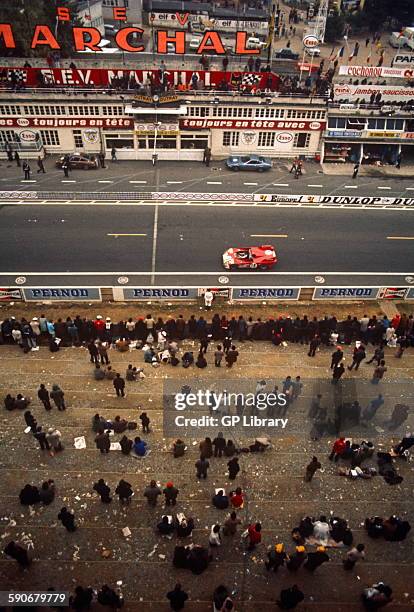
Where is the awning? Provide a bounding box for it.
[125,105,188,115]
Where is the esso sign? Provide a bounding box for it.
[309,121,321,130]
[17,117,29,127]
[19,130,37,142]
[276,132,293,143]
[303,35,319,48]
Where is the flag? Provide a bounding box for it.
[328,46,336,61]
[339,46,344,57]
[348,53,354,61]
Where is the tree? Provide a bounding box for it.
[325,13,346,43]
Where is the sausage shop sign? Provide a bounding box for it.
[180,119,326,130]
[23,288,102,301]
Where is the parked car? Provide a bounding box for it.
[222,245,277,270]
[305,46,321,57]
[226,154,272,172]
[56,154,99,170]
[104,24,119,38]
[389,32,408,48]
[246,36,267,50]
[274,48,300,60]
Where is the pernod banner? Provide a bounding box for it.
[122,288,199,300]
[232,288,300,300]
[23,288,102,301]
[313,288,379,300]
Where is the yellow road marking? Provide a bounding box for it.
[250,234,288,238]
[386,236,414,240]
[107,233,147,237]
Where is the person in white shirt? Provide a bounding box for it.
[209,524,222,547]
[204,290,214,310]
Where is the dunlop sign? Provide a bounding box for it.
[254,194,414,206]
[313,288,379,300]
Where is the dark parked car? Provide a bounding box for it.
[56,154,99,170]
[274,48,300,60]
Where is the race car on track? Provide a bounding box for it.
[225,154,272,172]
[222,245,277,270]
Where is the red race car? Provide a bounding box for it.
[222,245,277,270]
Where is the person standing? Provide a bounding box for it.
[308,335,320,357]
[203,145,211,167]
[196,455,210,479]
[227,457,240,480]
[62,160,69,177]
[14,151,21,167]
[330,346,343,369]
[332,362,345,383]
[343,543,365,570]
[50,384,66,410]
[4,541,32,569]
[93,479,112,503]
[37,156,46,173]
[33,426,51,451]
[213,432,226,457]
[99,152,106,168]
[277,585,304,609]
[95,430,111,454]
[38,384,52,410]
[113,373,126,397]
[396,152,402,169]
[304,456,321,482]
[115,479,133,504]
[111,146,117,162]
[366,346,384,366]
[372,360,387,384]
[139,411,150,433]
[352,162,360,179]
[214,345,224,367]
[166,583,188,611]
[348,345,366,371]
[266,543,287,572]
[304,546,329,572]
[58,507,77,532]
[225,345,239,368]
[144,480,162,506]
[247,523,262,551]
[163,481,179,506]
[23,161,31,180]
[47,428,63,453]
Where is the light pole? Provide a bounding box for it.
[152,120,161,166]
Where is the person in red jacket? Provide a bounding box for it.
[93,315,105,338]
[329,437,346,462]
[230,487,244,509]
[247,522,262,550]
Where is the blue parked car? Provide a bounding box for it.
[225,154,272,172]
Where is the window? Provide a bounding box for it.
[91,17,103,28]
[105,133,134,149]
[223,131,239,146]
[23,105,65,116]
[188,106,210,117]
[386,119,404,130]
[73,130,83,148]
[294,133,311,148]
[40,130,60,146]
[258,132,275,147]
[101,106,124,116]
[181,134,209,149]
[367,118,386,130]
[103,0,128,5]
[0,130,17,144]
[67,105,100,116]
[148,136,177,149]
[328,117,346,129]
[0,105,21,115]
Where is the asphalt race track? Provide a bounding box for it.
[0,204,413,288]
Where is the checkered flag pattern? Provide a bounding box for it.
[241,73,261,86]
[7,69,27,83]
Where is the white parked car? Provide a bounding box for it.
[305,46,321,57]
[246,36,267,50]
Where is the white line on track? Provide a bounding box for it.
[344,185,357,189]
[0,271,410,276]
[378,186,391,190]
[406,187,414,191]
[244,182,258,186]
[272,183,289,187]
[129,180,147,184]
[166,181,183,184]
[21,180,36,183]
[98,180,114,184]
[251,234,288,238]
[151,203,159,285]
[61,180,76,183]
[206,181,222,185]
[308,184,323,187]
